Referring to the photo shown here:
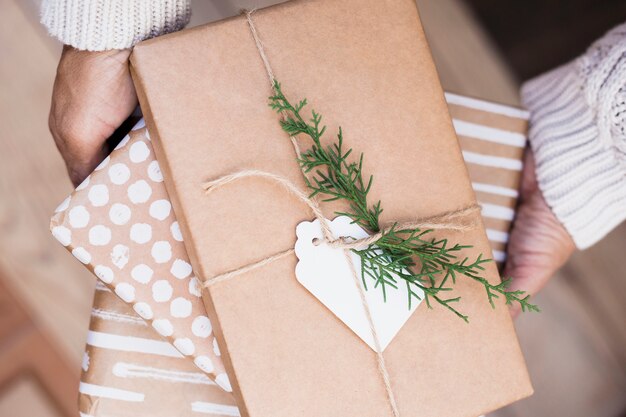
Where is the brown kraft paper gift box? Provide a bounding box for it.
[129,0,533,416]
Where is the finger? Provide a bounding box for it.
[503,191,575,318]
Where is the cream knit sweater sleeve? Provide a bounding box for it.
[40,0,191,51]
[521,22,626,249]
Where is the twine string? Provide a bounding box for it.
[202,169,481,254]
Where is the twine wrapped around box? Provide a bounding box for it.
[199,11,484,417]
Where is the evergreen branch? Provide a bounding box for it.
[268,80,539,320]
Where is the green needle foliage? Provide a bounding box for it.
[269,81,539,321]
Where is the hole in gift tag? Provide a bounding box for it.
[294,216,423,352]
[312,235,357,247]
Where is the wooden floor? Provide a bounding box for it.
[0,0,623,416]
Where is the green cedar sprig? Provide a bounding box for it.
[269,81,539,321]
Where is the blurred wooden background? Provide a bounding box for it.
[0,0,624,416]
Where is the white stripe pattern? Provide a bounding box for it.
[91,308,147,325]
[453,119,526,148]
[492,250,507,263]
[486,229,509,243]
[480,203,515,221]
[113,362,216,385]
[86,330,184,358]
[462,151,523,171]
[444,92,530,119]
[79,382,145,402]
[191,401,241,416]
[472,182,519,198]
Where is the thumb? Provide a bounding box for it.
[503,190,575,318]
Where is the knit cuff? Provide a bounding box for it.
[40,0,191,51]
[521,56,626,249]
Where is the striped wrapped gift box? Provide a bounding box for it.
[79,283,239,417]
[446,92,528,264]
[71,93,528,417]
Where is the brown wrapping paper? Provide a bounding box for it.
[53,92,528,416]
[78,283,239,417]
[129,1,533,416]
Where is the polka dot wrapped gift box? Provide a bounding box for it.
[50,121,233,392]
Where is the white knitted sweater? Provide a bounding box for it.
[40,0,191,51]
[522,22,626,249]
[40,2,626,249]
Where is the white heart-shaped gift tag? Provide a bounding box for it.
[294,216,423,351]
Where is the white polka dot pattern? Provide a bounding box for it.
[149,199,171,220]
[173,338,195,355]
[192,315,212,338]
[216,373,233,392]
[129,141,150,163]
[55,196,71,213]
[170,297,192,318]
[115,134,130,150]
[151,241,172,263]
[72,247,91,264]
[115,282,136,302]
[133,302,154,319]
[69,206,90,228]
[127,180,152,204]
[131,264,153,284]
[49,125,227,390]
[94,155,109,171]
[170,221,183,241]
[94,265,114,283]
[130,223,152,244]
[52,226,71,246]
[147,160,163,182]
[213,338,221,356]
[89,225,112,246]
[75,176,90,191]
[170,259,192,279]
[152,280,173,302]
[194,356,215,374]
[88,184,109,207]
[110,244,130,269]
[109,203,131,225]
[108,163,131,185]
[188,277,201,297]
[152,318,174,337]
